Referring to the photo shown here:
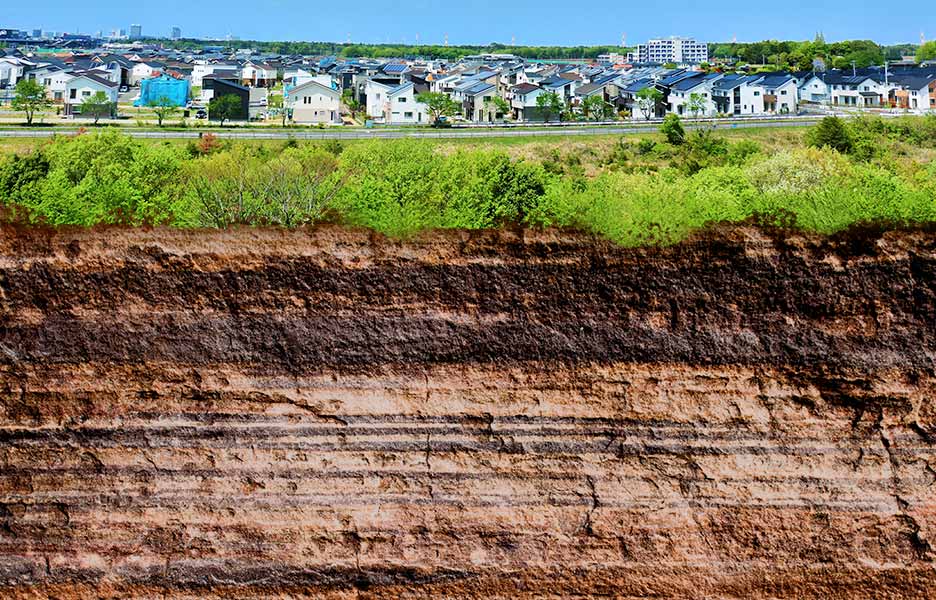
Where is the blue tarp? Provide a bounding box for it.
[134,75,190,107]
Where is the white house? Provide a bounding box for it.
[191,62,241,87]
[29,66,72,102]
[241,61,277,87]
[287,79,341,124]
[129,61,164,86]
[385,82,428,124]
[0,57,31,88]
[667,74,721,117]
[799,74,830,103]
[751,74,799,113]
[64,73,119,116]
[711,75,763,116]
[364,80,393,121]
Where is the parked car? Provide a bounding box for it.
[119,85,129,93]
[195,109,208,119]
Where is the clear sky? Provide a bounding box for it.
[5,0,933,46]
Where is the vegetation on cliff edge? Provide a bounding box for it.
[1,115,935,246]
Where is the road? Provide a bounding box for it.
[0,118,820,140]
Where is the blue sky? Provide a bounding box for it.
[6,0,933,45]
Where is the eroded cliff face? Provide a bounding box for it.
[0,224,934,599]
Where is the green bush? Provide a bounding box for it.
[660,114,686,145]
[806,116,853,153]
[726,139,761,165]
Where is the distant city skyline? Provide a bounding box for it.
[4,0,933,46]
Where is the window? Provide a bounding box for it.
[753,91,760,96]
[780,90,787,95]
[398,97,407,103]
[82,90,91,98]
[404,111,413,118]
[69,89,77,99]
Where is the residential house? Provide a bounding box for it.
[667,73,721,117]
[827,74,888,107]
[364,79,393,121]
[799,73,830,103]
[620,78,665,120]
[509,82,546,122]
[192,61,241,87]
[64,73,118,116]
[202,76,250,121]
[130,61,165,85]
[889,74,936,110]
[26,64,72,102]
[0,56,31,88]
[751,73,798,113]
[385,82,428,124]
[712,74,763,116]
[460,81,498,122]
[287,78,341,124]
[241,61,277,87]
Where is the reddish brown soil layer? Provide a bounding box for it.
[1,224,935,599]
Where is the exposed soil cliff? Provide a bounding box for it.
[1,224,935,599]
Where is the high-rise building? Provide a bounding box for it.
[171,26,181,40]
[635,37,708,64]
[32,29,41,38]
[129,24,142,40]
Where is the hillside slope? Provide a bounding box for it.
[1,224,935,599]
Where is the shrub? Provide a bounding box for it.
[5,130,184,225]
[660,114,686,145]
[674,128,729,174]
[726,140,761,165]
[745,148,848,196]
[806,116,852,154]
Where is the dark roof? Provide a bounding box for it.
[70,72,118,88]
[575,82,604,96]
[670,75,710,91]
[511,83,540,93]
[756,73,795,87]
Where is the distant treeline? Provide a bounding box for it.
[708,38,919,69]
[146,39,627,60]
[143,37,924,66]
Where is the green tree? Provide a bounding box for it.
[483,96,511,121]
[416,92,460,126]
[635,87,663,120]
[918,41,936,63]
[148,96,178,127]
[81,91,115,125]
[341,88,363,122]
[660,114,686,145]
[11,79,50,126]
[581,95,614,122]
[208,94,242,126]
[806,116,852,153]
[687,93,707,119]
[535,91,563,123]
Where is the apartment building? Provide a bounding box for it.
[635,37,708,64]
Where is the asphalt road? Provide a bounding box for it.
[0,119,820,140]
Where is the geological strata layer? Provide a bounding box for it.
[0,224,935,598]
